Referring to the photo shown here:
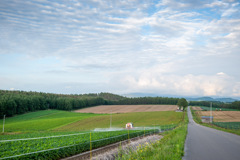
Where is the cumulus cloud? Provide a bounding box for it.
[0,0,239,97]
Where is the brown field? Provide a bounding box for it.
[75,105,178,114]
[192,107,203,111]
[197,111,240,122]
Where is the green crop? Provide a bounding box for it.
[212,122,240,130]
[0,129,160,160]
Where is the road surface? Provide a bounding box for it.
[183,107,240,160]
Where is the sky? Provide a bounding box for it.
[0,0,240,98]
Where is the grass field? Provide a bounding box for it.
[0,109,183,133]
[55,111,183,131]
[0,108,184,159]
[0,110,104,132]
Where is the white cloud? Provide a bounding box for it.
[0,0,239,97]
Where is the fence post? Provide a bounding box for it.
[90,132,92,160]
[128,129,130,144]
[2,115,5,133]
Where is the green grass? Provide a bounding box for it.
[117,111,188,160]
[190,107,240,136]
[55,111,183,131]
[0,110,103,133]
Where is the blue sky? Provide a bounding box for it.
[0,0,240,97]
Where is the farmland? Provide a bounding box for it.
[0,129,158,159]
[76,105,178,113]
[55,111,183,131]
[0,105,184,159]
[0,110,104,132]
[0,109,183,133]
[197,111,240,122]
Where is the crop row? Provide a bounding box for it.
[212,122,240,130]
[0,124,177,159]
[0,129,156,159]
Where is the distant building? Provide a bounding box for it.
[201,116,213,123]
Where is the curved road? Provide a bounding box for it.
[183,107,240,160]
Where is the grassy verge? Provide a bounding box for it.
[117,112,188,160]
[190,107,240,136]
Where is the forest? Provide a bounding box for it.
[189,101,240,110]
[0,90,179,117]
[1,90,239,117]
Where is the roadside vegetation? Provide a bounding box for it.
[117,111,188,160]
[190,107,240,136]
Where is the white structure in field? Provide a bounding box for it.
[126,122,133,129]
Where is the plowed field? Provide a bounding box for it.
[197,111,240,122]
[75,105,178,114]
[192,107,203,111]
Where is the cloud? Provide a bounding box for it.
[115,72,237,97]
[0,0,240,97]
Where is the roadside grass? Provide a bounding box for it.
[190,107,240,136]
[55,111,183,131]
[117,111,188,160]
[0,110,103,133]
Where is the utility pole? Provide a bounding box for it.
[2,115,5,133]
[210,102,212,123]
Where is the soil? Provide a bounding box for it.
[197,111,240,122]
[75,105,178,114]
[192,107,203,111]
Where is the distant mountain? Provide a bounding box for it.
[123,93,239,103]
[186,97,238,103]
[122,93,180,98]
[215,98,238,103]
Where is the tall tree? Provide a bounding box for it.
[177,98,188,111]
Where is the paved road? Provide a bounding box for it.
[183,107,240,160]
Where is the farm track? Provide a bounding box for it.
[62,134,162,160]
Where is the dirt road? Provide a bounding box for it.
[183,107,240,160]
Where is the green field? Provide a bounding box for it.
[0,129,159,159]
[0,109,184,159]
[0,110,183,133]
[55,111,183,131]
[0,110,104,132]
[212,122,240,130]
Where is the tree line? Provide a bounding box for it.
[189,101,240,110]
[0,90,181,117]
